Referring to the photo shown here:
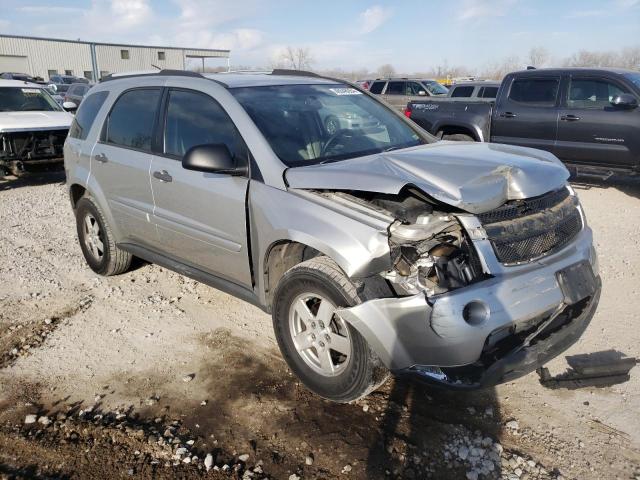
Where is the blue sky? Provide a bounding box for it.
[1,0,638,72]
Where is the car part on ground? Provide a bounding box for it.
[64,69,601,401]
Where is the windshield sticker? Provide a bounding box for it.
[329,88,362,96]
[21,88,41,94]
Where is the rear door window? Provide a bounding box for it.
[104,88,161,151]
[385,81,405,95]
[451,86,474,97]
[567,78,628,109]
[508,78,559,106]
[69,91,109,140]
[369,81,385,94]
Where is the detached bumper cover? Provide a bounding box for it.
[336,226,600,388]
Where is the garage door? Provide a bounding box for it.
[0,55,29,73]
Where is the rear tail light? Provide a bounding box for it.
[404,105,412,118]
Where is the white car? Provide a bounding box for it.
[0,79,74,175]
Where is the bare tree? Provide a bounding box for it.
[480,55,522,81]
[377,64,396,78]
[620,46,640,70]
[277,46,314,70]
[528,46,550,68]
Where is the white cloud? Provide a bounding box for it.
[457,0,517,21]
[358,6,392,34]
[616,0,639,8]
[111,0,151,27]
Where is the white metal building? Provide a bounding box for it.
[0,34,230,81]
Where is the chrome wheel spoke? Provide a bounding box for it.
[293,298,314,328]
[329,333,350,356]
[316,299,334,324]
[94,237,104,254]
[318,349,335,375]
[84,216,92,235]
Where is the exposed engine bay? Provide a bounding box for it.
[317,187,486,298]
[0,129,67,174]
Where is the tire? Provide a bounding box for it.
[75,196,132,276]
[441,133,475,142]
[272,256,389,402]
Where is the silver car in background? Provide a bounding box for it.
[64,69,600,402]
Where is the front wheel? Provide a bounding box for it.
[272,257,388,402]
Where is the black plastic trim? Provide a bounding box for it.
[118,243,266,312]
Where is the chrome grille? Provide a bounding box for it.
[479,188,582,264]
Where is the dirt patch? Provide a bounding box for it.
[1,173,639,480]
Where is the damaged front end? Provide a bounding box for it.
[331,186,601,389]
[0,129,67,175]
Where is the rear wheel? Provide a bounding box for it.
[272,257,388,402]
[75,196,132,276]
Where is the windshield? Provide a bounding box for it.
[0,87,62,112]
[624,72,640,89]
[423,81,449,95]
[232,84,428,166]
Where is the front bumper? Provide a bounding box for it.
[336,225,600,388]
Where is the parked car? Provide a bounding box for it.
[65,69,600,402]
[368,78,448,109]
[355,79,374,90]
[64,83,92,107]
[0,80,74,175]
[1,72,46,84]
[447,81,501,99]
[49,74,89,85]
[405,68,640,175]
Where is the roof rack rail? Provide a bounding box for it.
[270,69,320,78]
[100,69,204,82]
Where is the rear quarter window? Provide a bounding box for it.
[68,91,109,140]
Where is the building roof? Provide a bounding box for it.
[0,33,229,56]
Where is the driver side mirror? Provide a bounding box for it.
[418,90,427,96]
[62,101,77,112]
[182,144,247,176]
[611,93,638,109]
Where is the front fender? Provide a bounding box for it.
[249,182,392,305]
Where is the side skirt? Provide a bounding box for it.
[118,243,268,313]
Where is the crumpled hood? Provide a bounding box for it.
[285,142,570,214]
[0,111,73,133]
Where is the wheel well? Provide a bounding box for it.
[437,125,477,140]
[264,241,321,307]
[70,184,86,209]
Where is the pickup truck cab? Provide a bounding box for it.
[64,69,600,402]
[369,77,448,110]
[406,68,640,175]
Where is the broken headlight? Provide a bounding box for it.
[385,214,483,296]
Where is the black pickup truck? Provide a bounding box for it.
[405,68,640,175]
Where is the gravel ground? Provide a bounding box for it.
[0,171,639,480]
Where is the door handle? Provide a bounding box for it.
[500,112,517,118]
[561,114,580,121]
[94,153,108,163]
[153,170,173,182]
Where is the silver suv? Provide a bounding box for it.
[64,69,601,402]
